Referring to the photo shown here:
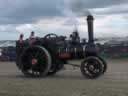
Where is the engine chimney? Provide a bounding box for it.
[87,15,94,44]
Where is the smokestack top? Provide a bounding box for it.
[87,15,94,21]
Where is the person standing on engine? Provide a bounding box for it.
[19,33,24,43]
[29,31,36,43]
[72,31,80,45]
[29,31,35,39]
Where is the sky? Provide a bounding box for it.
[0,0,128,40]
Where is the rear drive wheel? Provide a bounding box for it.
[19,46,51,77]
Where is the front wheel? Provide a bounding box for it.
[80,56,103,79]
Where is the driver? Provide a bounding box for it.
[70,31,80,45]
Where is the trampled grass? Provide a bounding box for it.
[0,59,128,96]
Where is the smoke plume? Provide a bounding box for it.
[57,0,92,28]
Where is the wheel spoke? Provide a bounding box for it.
[35,51,40,58]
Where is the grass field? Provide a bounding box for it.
[0,59,128,96]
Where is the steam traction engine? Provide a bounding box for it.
[16,15,107,79]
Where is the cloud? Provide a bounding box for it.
[0,0,128,40]
[0,0,63,24]
[69,0,128,16]
[92,4,128,15]
[0,0,128,24]
[0,25,18,33]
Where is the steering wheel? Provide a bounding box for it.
[44,33,58,39]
